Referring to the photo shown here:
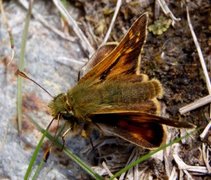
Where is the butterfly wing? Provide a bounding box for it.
[90,112,194,148]
[79,13,148,84]
[91,112,165,148]
[91,112,195,128]
[80,43,118,77]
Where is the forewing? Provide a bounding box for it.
[79,13,148,84]
[93,99,161,116]
[80,43,117,78]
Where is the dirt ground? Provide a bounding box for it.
[0,0,210,179]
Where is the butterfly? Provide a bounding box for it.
[48,13,194,149]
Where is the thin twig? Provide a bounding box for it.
[102,162,117,180]
[183,170,194,180]
[202,143,211,173]
[163,132,173,178]
[52,0,95,58]
[101,0,122,46]
[169,166,177,180]
[200,121,211,140]
[18,0,75,42]
[173,154,208,174]
[119,147,140,180]
[137,167,148,180]
[55,56,86,70]
[179,95,211,114]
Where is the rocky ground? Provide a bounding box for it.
[0,0,210,179]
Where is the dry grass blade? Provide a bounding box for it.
[52,0,95,57]
[157,0,180,25]
[186,5,211,94]
[101,0,122,46]
[18,0,75,42]
[0,0,15,64]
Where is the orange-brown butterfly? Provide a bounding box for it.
[49,13,194,149]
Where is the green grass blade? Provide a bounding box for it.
[17,0,34,132]
[32,159,45,180]
[17,77,23,132]
[24,130,46,180]
[31,124,67,179]
[26,117,103,180]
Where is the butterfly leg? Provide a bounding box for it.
[42,118,57,162]
[60,127,72,151]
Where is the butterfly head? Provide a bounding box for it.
[48,93,73,120]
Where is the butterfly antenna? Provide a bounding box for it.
[16,69,54,98]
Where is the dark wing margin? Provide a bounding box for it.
[91,112,195,128]
[79,13,148,84]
